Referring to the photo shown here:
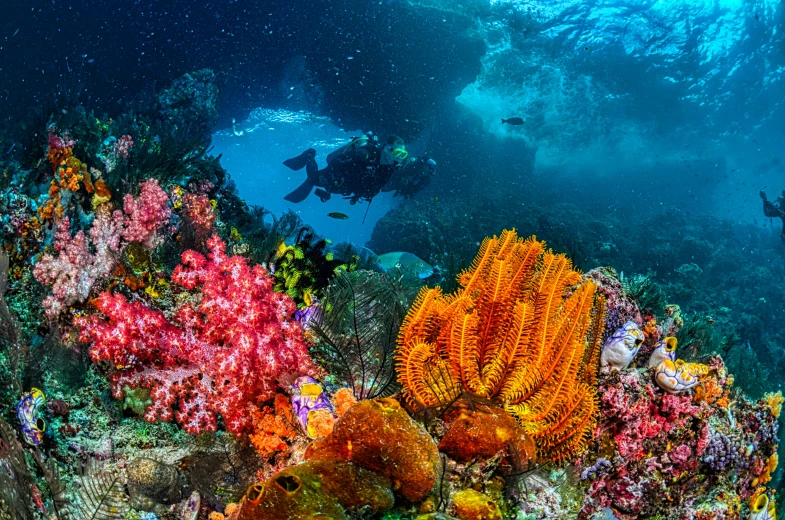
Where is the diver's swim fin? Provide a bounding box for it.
[283,148,317,171]
[284,179,316,203]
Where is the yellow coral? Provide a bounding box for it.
[451,489,502,520]
[396,230,606,461]
[753,454,779,487]
[765,391,784,419]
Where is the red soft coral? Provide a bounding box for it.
[181,193,216,246]
[77,235,316,434]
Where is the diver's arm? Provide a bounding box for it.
[763,199,785,218]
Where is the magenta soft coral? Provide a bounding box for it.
[77,235,316,434]
[122,179,171,247]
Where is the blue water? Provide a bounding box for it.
[212,109,397,245]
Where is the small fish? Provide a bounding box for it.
[327,212,349,220]
[115,353,137,370]
[16,388,46,445]
[502,117,524,126]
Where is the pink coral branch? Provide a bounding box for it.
[122,179,171,248]
[33,210,124,319]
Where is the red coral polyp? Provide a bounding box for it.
[77,235,316,435]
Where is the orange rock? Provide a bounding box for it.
[451,490,503,520]
[306,397,439,502]
[438,401,536,465]
[235,460,393,520]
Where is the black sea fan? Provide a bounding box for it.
[239,206,305,264]
[55,459,130,520]
[0,417,36,520]
[309,270,412,400]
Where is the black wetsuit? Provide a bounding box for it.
[283,137,395,204]
[762,194,785,245]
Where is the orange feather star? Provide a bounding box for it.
[396,230,606,462]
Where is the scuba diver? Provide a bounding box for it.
[283,133,408,205]
[381,155,437,199]
[760,189,785,245]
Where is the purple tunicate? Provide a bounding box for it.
[290,376,333,438]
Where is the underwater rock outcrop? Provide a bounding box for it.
[126,457,189,511]
[396,230,606,462]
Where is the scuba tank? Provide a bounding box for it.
[326,131,377,165]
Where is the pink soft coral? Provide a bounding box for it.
[33,209,124,318]
[77,235,316,434]
[122,179,171,247]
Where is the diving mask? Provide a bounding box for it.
[392,147,408,161]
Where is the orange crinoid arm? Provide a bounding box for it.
[396,229,606,462]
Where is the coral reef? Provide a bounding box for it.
[370,197,785,400]
[397,230,606,462]
[579,356,779,519]
[76,235,315,434]
[1,68,783,520]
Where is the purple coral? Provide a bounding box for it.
[702,432,745,471]
[580,458,612,480]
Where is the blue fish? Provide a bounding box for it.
[376,252,435,280]
[16,388,46,445]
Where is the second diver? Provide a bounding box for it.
[283,133,431,204]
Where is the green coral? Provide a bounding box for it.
[123,386,153,416]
